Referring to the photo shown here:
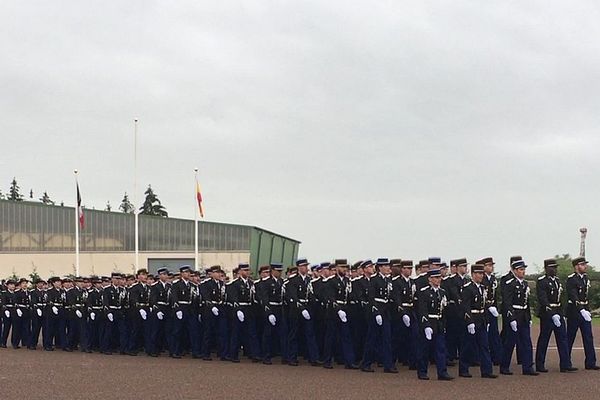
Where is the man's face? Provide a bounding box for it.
[440,268,448,277]
[260,270,270,279]
[321,269,331,278]
[546,267,557,277]
[298,265,308,275]
[64,281,73,289]
[272,270,281,278]
[484,263,494,274]
[138,273,148,284]
[94,282,102,290]
[576,262,588,274]
[53,280,62,289]
[457,265,467,276]
[20,281,28,290]
[337,266,347,277]
[36,282,44,290]
[159,273,168,282]
[380,265,391,275]
[401,266,412,278]
[181,271,191,281]
[364,265,375,276]
[7,283,15,291]
[471,271,484,284]
[240,269,250,279]
[429,275,441,287]
[514,268,526,279]
[421,264,430,273]
[450,266,457,275]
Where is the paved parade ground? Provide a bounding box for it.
[0,327,597,400]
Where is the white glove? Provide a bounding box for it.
[139,309,147,320]
[580,309,592,322]
[236,310,245,322]
[552,314,561,327]
[529,320,533,327]
[75,310,82,318]
[107,313,114,322]
[402,314,411,327]
[375,315,383,326]
[510,320,517,332]
[467,323,476,335]
[157,311,164,320]
[90,312,96,321]
[211,306,219,316]
[486,323,490,332]
[16,309,23,317]
[301,309,311,320]
[36,308,42,317]
[52,306,59,315]
[425,327,433,340]
[268,314,277,326]
[337,309,347,323]
[198,314,202,323]
[488,306,499,317]
[4,310,9,318]
[176,310,183,320]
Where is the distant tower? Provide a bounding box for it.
[580,227,588,257]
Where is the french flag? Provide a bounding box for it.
[77,182,85,229]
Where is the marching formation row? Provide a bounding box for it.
[0,256,598,380]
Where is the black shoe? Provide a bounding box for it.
[252,357,262,363]
[384,368,399,374]
[102,351,112,355]
[481,373,498,379]
[202,356,212,361]
[323,364,333,369]
[281,359,288,365]
[409,366,417,371]
[585,365,600,370]
[127,352,138,356]
[438,374,454,381]
[27,346,36,350]
[418,375,430,380]
[500,370,513,375]
[0,345,7,348]
[523,371,539,376]
[536,367,548,373]
[361,367,375,373]
[149,353,159,357]
[561,367,578,372]
[192,355,202,359]
[84,350,92,353]
[170,354,182,359]
[44,347,54,351]
[231,358,240,363]
[263,359,272,365]
[310,361,321,367]
[63,348,72,352]
[447,361,456,366]
[459,372,472,378]
[345,364,359,370]
[288,361,299,366]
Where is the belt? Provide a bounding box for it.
[401,303,413,307]
[177,301,191,305]
[64,306,73,310]
[237,302,251,306]
[36,303,47,307]
[512,305,528,310]
[298,299,309,303]
[91,306,103,310]
[428,314,442,319]
[156,302,169,306]
[51,303,64,307]
[136,303,149,307]
[4,304,15,308]
[349,301,359,305]
[548,303,561,307]
[206,301,222,305]
[75,304,84,307]
[108,306,122,310]
[335,300,347,305]
[268,302,282,306]
[471,309,485,314]
[448,300,456,304]
[16,304,29,307]
[374,298,389,303]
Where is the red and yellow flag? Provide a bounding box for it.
[196,180,204,218]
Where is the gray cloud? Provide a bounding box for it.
[2,1,600,272]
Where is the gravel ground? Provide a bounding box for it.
[0,326,598,400]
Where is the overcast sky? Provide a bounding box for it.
[2,1,600,273]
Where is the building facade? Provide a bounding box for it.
[0,199,300,278]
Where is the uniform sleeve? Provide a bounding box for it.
[417,289,431,329]
[536,279,549,312]
[368,278,379,315]
[460,286,473,323]
[566,277,585,312]
[504,282,516,322]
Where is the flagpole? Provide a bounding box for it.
[134,118,139,270]
[74,169,80,276]
[194,167,199,271]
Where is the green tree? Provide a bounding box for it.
[29,265,41,283]
[39,191,55,205]
[119,192,134,213]
[139,185,168,217]
[8,177,23,201]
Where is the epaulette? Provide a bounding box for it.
[226,279,236,286]
[261,276,270,281]
[442,276,450,281]
[418,272,427,277]
[151,281,159,286]
[200,278,211,284]
[463,281,472,287]
[283,279,289,285]
[311,277,321,283]
[568,273,575,278]
[537,275,546,281]
[172,279,180,284]
[351,276,363,282]
[505,278,514,285]
[420,286,429,292]
[449,273,456,278]
[392,276,399,281]
[322,276,334,282]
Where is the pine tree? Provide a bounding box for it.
[119,192,134,213]
[0,189,4,200]
[139,185,168,217]
[105,201,112,212]
[8,177,23,201]
[40,191,55,205]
